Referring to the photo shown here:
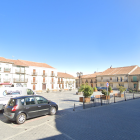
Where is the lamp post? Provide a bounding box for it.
[76,72,83,88]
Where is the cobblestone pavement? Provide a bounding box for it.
[0,91,140,140]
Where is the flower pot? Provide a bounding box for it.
[79,97,83,102]
[84,97,90,103]
[117,93,124,98]
[47,91,50,93]
[94,89,97,92]
[101,95,110,100]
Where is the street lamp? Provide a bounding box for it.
[76,72,83,88]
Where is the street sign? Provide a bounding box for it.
[106,82,109,87]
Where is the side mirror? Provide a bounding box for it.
[33,92,36,95]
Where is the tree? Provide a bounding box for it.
[79,83,93,98]
[118,86,126,93]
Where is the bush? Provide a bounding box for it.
[93,87,97,91]
[108,86,112,92]
[118,86,126,93]
[79,84,93,98]
[129,90,133,93]
[102,89,110,96]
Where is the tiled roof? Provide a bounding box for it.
[98,65,138,76]
[0,57,55,68]
[58,72,75,79]
[130,67,140,75]
[81,72,102,78]
[18,60,55,69]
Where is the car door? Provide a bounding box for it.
[24,96,39,118]
[35,96,50,116]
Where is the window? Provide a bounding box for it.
[101,77,103,80]
[110,77,112,80]
[25,97,35,105]
[100,83,104,87]
[8,99,16,107]
[27,89,34,95]
[20,99,25,105]
[133,76,137,82]
[134,84,137,88]
[35,96,48,104]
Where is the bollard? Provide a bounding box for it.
[83,97,85,109]
[94,97,96,107]
[73,103,75,111]
[133,92,134,99]
[101,97,102,106]
[125,91,126,101]
[114,94,115,103]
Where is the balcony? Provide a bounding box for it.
[42,73,47,77]
[50,73,55,77]
[42,80,47,83]
[31,72,38,76]
[131,80,138,82]
[50,81,55,84]
[13,78,28,83]
[15,69,26,74]
[4,68,11,72]
[58,81,64,84]
[3,78,11,83]
[68,81,73,85]
[31,80,38,84]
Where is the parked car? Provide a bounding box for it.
[3,95,58,124]
[0,87,36,111]
[97,87,101,91]
[97,87,107,91]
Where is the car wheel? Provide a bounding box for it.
[50,107,56,115]
[16,113,26,124]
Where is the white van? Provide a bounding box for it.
[0,87,36,111]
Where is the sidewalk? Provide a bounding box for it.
[6,98,140,140]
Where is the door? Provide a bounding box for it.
[35,96,50,115]
[42,84,46,90]
[25,97,38,118]
[33,69,36,74]
[43,77,45,83]
[33,85,35,90]
[91,84,93,88]
[33,77,35,83]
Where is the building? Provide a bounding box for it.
[57,72,76,90]
[97,65,140,90]
[0,57,58,91]
[76,72,101,88]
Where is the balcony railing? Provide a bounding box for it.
[42,73,47,77]
[31,80,38,84]
[13,78,28,83]
[4,68,11,72]
[58,81,64,84]
[15,69,26,73]
[131,80,138,82]
[51,73,55,77]
[68,81,73,85]
[42,80,47,83]
[50,81,55,84]
[31,72,38,76]
[3,78,11,83]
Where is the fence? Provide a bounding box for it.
[83,92,140,109]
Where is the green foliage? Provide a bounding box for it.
[102,89,110,96]
[47,88,50,91]
[129,89,133,93]
[94,87,97,91]
[118,86,126,93]
[79,84,93,98]
[108,86,112,92]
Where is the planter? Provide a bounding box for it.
[79,97,90,102]
[69,89,72,91]
[47,91,50,93]
[84,97,90,103]
[101,95,110,100]
[117,93,124,98]
[59,90,62,92]
[94,90,97,92]
[79,97,83,102]
[109,90,113,93]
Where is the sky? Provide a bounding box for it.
[0,0,140,77]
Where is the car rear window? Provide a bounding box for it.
[8,99,16,107]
